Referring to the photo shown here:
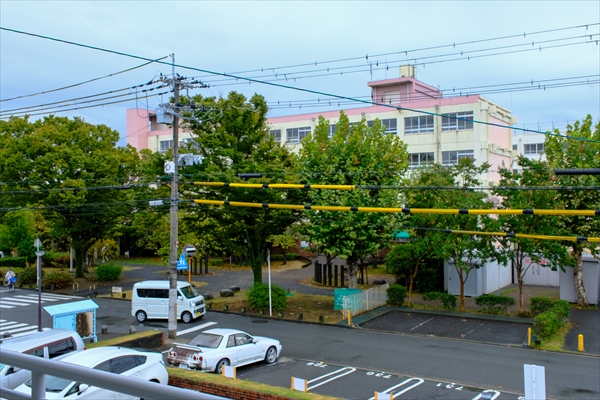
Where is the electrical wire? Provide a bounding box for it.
[191,199,600,217]
[0,57,168,102]
[1,26,597,141]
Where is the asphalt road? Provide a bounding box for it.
[2,286,599,399]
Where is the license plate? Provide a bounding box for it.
[196,311,201,317]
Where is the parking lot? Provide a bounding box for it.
[238,357,522,399]
[360,311,530,346]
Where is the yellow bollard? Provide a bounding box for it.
[347,310,351,326]
[527,327,532,347]
[578,334,585,352]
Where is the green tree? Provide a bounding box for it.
[182,92,300,284]
[544,115,600,307]
[429,159,497,312]
[0,116,141,277]
[492,156,571,313]
[267,233,297,265]
[297,112,408,288]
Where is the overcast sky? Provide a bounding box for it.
[1,1,599,147]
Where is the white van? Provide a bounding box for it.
[132,280,206,324]
[0,329,85,389]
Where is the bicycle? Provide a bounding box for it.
[7,276,17,291]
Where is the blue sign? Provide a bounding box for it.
[177,252,189,270]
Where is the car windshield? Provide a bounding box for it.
[188,333,222,348]
[179,285,199,299]
[25,375,73,392]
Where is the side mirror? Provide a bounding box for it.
[252,338,258,344]
[177,296,183,301]
[78,384,89,394]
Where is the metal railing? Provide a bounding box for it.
[0,349,227,400]
[342,283,389,317]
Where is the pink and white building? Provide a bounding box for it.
[126,66,518,186]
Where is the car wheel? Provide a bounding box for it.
[181,311,193,324]
[264,346,278,364]
[135,310,147,323]
[215,359,230,374]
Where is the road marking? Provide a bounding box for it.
[7,297,44,304]
[19,294,79,301]
[0,300,30,306]
[368,378,424,399]
[0,323,39,335]
[473,390,501,399]
[463,323,485,338]
[410,318,433,331]
[0,304,15,308]
[307,367,356,390]
[177,321,217,336]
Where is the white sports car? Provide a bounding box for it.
[167,328,282,373]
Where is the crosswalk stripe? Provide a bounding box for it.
[20,294,79,301]
[1,325,39,335]
[7,297,44,304]
[0,304,16,308]
[0,300,30,306]
[0,323,31,333]
[11,329,41,338]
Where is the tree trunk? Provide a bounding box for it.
[517,266,524,314]
[75,247,85,278]
[282,249,287,265]
[573,248,589,307]
[346,256,358,289]
[408,260,420,307]
[458,268,465,312]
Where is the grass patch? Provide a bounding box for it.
[535,321,573,352]
[87,330,160,348]
[499,288,517,296]
[168,367,340,399]
[114,257,166,266]
[208,290,341,323]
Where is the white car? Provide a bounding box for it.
[167,328,282,374]
[14,346,168,399]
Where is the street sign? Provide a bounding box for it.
[177,252,189,270]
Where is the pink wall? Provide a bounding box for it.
[126,108,151,150]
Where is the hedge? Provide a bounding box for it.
[0,257,27,269]
[387,284,407,306]
[529,297,557,316]
[475,294,515,315]
[247,284,287,312]
[532,300,570,340]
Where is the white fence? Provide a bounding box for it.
[342,283,389,317]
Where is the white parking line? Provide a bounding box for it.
[368,378,424,399]
[307,367,356,390]
[473,390,501,399]
[410,318,433,331]
[463,323,485,338]
[177,321,217,336]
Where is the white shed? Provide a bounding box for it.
[516,255,560,287]
[559,254,599,305]
[445,258,512,297]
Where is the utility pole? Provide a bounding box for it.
[168,54,180,339]
[156,55,207,339]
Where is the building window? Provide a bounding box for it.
[270,129,281,142]
[409,152,435,168]
[442,150,474,166]
[159,140,173,153]
[286,127,311,143]
[404,116,434,134]
[524,143,545,155]
[512,144,518,150]
[368,119,397,134]
[441,112,474,131]
[328,124,336,138]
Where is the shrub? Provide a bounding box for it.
[440,293,457,310]
[17,266,41,286]
[532,300,570,340]
[286,253,297,261]
[475,294,516,315]
[247,284,287,312]
[0,257,27,269]
[422,291,443,307]
[43,271,75,290]
[387,284,407,306]
[96,263,122,281]
[209,258,223,266]
[530,297,556,316]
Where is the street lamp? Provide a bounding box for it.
[34,238,44,332]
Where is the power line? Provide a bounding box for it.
[1,26,597,141]
[0,57,168,102]
[191,199,600,217]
